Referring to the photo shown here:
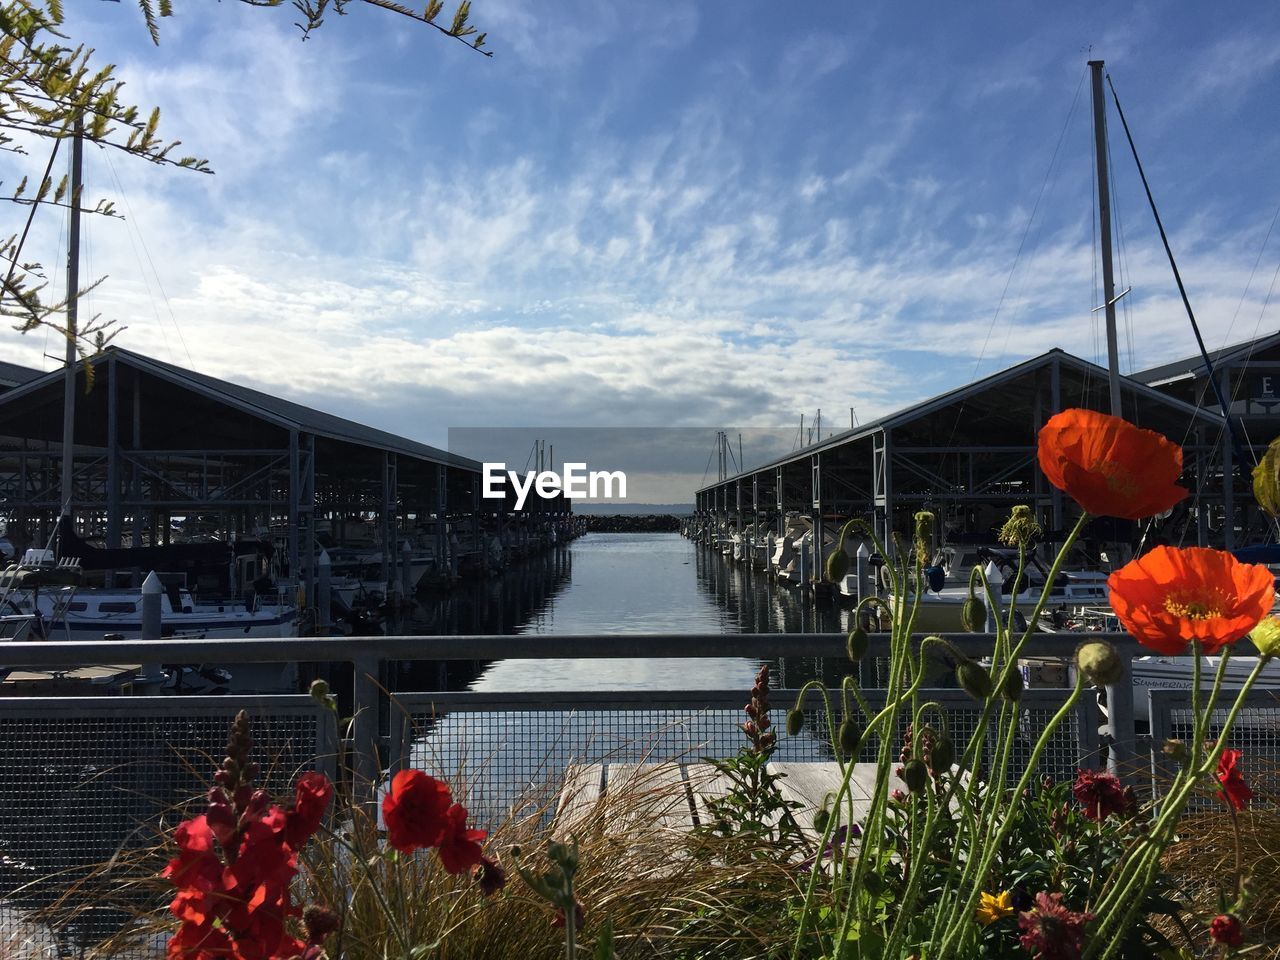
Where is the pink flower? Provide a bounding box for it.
[1017,892,1093,960]
[1072,768,1127,821]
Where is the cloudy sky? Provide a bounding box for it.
[6,1,1280,487]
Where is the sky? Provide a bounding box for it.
[5,1,1280,500]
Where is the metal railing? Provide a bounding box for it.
[0,630,1248,957]
[0,631,1143,795]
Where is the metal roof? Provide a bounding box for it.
[697,348,1224,494]
[0,346,481,471]
[1134,329,1280,386]
[0,360,42,388]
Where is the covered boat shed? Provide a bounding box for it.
[695,348,1232,567]
[0,346,498,602]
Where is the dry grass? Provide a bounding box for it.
[69,764,818,960]
[1159,764,1280,958]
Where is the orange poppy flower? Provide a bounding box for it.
[1037,409,1187,519]
[1107,546,1275,655]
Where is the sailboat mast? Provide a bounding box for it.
[1089,60,1122,416]
[58,120,83,527]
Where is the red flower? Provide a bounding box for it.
[1210,913,1244,947]
[471,854,507,896]
[284,772,333,850]
[1071,769,1127,821]
[551,898,586,931]
[383,769,453,854]
[1037,409,1187,519]
[1017,892,1093,960]
[1217,749,1253,812]
[437,802,487,874]
[1107,547,1274,655]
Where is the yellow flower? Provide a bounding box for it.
[975,890,1015,926]
[1251,615,1280,659]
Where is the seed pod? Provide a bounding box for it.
[1162,739,1189,764]
[846,624,869,661]
[826,549,851,583]
[812,807,831,834]
[900,758,929,794]
[928,735,954,776]
[786,708,805,736]
[1001,666,1024,702]
[960,596,986,632]
[838,719,860,759]
[956,659,994,701]
[1076,641,1124,686]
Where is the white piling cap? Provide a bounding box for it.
[983,560,1003,585]
[318,549,331,567]
[856,542,871,558]
[142,570,163,593]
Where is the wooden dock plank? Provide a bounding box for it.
[605,761,696,834]
[555,761,605,827]
[770,761,876,838]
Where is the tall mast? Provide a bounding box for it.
[58,119,83,529]
[1089,60,1123,416]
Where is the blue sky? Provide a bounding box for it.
[7,0,1280,466]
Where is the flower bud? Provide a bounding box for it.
[1161,739,1188,764]
[786,708,804,736]
[1251,615,1280,659]
[998,505,1042,547]
[846,624,869,662]
[928,735,954,776]
[1076,641,1124,686]
[1253,437,1280,517]
[956,659,994,701]
[1001,667,1024,702]
[309,678,331,703]
[812,807,830,834]
[826,549,851,583]
[837,720,860,759]
[960,597,986,632]
[914,511,936,558]
[900,758,929,794]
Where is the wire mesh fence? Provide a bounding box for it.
[392,687,1100,826]
[0,696,334,959]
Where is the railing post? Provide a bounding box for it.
[351,654,382,806]
[1105,655,1137,780]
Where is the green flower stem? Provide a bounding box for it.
[936,669,1087,960]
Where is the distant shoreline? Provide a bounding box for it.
[578,514,682,532]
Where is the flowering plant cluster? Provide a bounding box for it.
[785,408,1277,959]
[164,710,336,960]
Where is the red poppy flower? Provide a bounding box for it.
[1072,769,1127,821]
[436,802,487,874]
[1107,546,1274,655]
[1217,749,1253,812]
[1210,913,1244,947]
[471,854,507,896]
[284,772,333,850]
[383,769,453,854]
[1037,409,1187,519]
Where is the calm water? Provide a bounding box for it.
[396,531,856,691]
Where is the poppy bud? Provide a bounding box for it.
[1251,616,1280,659]
[928,735,954,776]
[998,505,1042,547]
[838,719,860,759]
[846,624,869,662]
[309,678,331,703]
[812,807,830,833]
[1162,739,1188,764]
[956,659,994,701]
[1001,667,1024,702]
[900,758,929,793]
[1076,641,1124,686]
[786,708,805,736]
[1253,438,1280,517]
[960,597,986,632]
[827,549,851,583]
